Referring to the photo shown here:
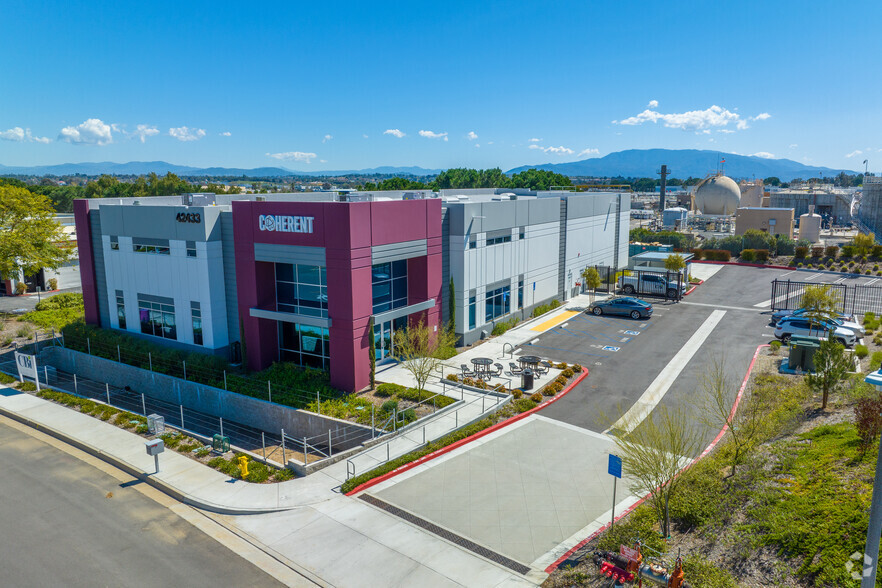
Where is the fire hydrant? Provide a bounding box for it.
[237,455,249,477]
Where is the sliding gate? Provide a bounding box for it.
[769,279,882,316]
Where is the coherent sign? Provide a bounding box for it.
[258,214,314,234]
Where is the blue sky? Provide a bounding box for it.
[1,0,879,173]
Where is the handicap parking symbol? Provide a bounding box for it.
[601,345,621,352]
[624,330,640,336]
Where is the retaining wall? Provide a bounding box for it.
[40,347,371,449]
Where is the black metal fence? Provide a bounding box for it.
[580,265,685,301]
[770,279,882,316]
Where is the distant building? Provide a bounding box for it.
[1,214,80,296]
[768,188,853,225]
[735,207,795,239]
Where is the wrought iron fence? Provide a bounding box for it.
[770,278,882,316]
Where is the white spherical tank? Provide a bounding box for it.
[695,175,741,215]
[799,213,822,243]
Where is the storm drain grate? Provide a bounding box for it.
[359,494,531,575]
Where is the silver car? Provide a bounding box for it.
[774,318,856,347]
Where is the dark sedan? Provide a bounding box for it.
[588,296,653,319]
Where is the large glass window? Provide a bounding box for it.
[371,260,407,314]
[275,263,328,318]
[191,305,203,346]
[132,239,170,255]
[518,279,524,309]
[487,235,512,246]
[110,236,119,251]
[485,285,511,322]
[468,295,476,330]
[138,298,176,340]
[279,322,330,370]
[116,293,126,329]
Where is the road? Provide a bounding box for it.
[0,287,82,313]
[0,417,284,588]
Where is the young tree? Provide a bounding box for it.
[806,337,853,409]
[613,404,701,539]
[581,266,602,303]
[854,232,876,258]
[664,253,686,275]
[393,316,457,392]
[696,357,772,477]
[800,284,842,331]
[0,185,72,282]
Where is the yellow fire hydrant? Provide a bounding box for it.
[237,455,249,477]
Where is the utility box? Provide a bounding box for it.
[147,414,165,435]
[212,434,230,453]
[788,335,821,372]
[145,438,165,456]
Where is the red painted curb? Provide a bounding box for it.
[683,285,697,296]
[346,369,590,496]
[544,344,768,573]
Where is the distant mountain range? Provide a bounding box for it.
[0,150,859,181]
[0,161,443,177]
[506,149,858,182]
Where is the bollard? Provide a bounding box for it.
[281,429,287,464]
[219,417,224,438]
[268,381,272,403]
[387,442,390,462]
[148,352,152,372]
[261,432,266,460]
[303,436,307,464]
[106,383,110,404]
[180,405,185,429]
[73,373,77,394]
[182,360,186,381]
[316,391,320,414]
[223,370,227,390]
[87,337,91,355]
[141,393,146,416]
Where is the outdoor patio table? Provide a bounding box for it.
[471,357,494,381]
[518,355,542,370]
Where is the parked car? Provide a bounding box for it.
[619,273,686,299]
[771,307,856,324]
[774,318,856,347]
[777,314,865,338]
[588,296,653,319]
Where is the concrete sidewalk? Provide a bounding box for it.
[0,384,536,586]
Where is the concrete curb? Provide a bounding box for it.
[0,401,295,516]
[695,259,873,278]
[544,344,768,573]
[346,369,590,496]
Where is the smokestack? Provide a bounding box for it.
[658,165,669,213]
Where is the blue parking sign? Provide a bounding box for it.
[608,454,622,478]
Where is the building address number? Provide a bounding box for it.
[176,212,201,224]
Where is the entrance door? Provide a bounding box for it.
[374,316,408,361]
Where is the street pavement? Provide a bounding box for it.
[0,417,283,588]
[0,287,81,314]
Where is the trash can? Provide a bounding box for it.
[521,368,534,391]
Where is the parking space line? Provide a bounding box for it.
[833,277,846,284]
[523,342,610,359]
[779,270,796,278]
[607,310,727,434]
[803,273,823,281]
[681,301,764,312]
[867,278,880,286]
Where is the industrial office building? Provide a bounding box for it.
[74,189,628,391]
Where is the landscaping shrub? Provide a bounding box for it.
[511,389,523,399]
[554,362,568,369]
[445,373,459,382]
[811,246,825,258]
[529,392,543,403]
[704,249,731,261]
[754,249,770,262]
[825,245,839,257]
[855,395,882,454]
[531,299,561,318]
[491,317,519,336]
[47,278,58,291]
[873,245,882,258]
[690,248,703,260]
[855,344,869,359]
[796,262,803,268]
[0,372,15,385]
[380,399,399,413]
[572,364,583,373]
[794,246,809,258]
[770,340,782,354]
[562,368,574,378]
[870,351,882,372]
[541,384,556,396]
[740,249,756,262]
[841,244,857,258]
[555,375,567,386]
[15,282,27,295]
[17,381,36,391]
[375,382,405,397]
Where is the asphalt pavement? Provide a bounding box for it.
[0,418,283,588]
[0,288,81,313]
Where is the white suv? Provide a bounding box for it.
[774,318,856,347]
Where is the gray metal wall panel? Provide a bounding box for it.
[441,209,451,325]
[89,210,111,327]
[98,204,223,241]
[249,308,331,328]
[254,242,326,266]
[136,293,175,305]
[370,239,427,264]
[558,200,567,297]
[528,198,562,225]
[220,213,240,344]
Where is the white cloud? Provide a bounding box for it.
[698,130,711,135]
[577,148,599,158]
[529,138,542,142]
[751,152,776,159]
[0,126,51,143]
[475,143,480,148]
[467,131,478,140]
[322,134,333,143]
[133,124,159,143]
[220,131,232,137]
[528,144,541,150]
[718,129,735,134]
[363,134,369,139]
[110,123,123,132]
[169,126,206,142]
[59,118,113,145]
[320,159,327,163]
[487,141,494,145]
[846,150,863,158]
[266,151,317,164]
[384,129,405,138]
[613,105,769,132]
[647,99,659,109]
[419,130,448,141]
[543,145,574,155]
[789,144,798,148]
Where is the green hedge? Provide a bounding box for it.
[491,317,519,336]
[531,299,561,318]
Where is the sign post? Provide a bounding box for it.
[14,352,40,391]
[608,453,622,529]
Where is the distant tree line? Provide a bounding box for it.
[360,168,572,192]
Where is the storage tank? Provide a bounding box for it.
[740,180,764,207]
[799,205,822,243]
[662,206,688,229]
[694,175,740,215]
